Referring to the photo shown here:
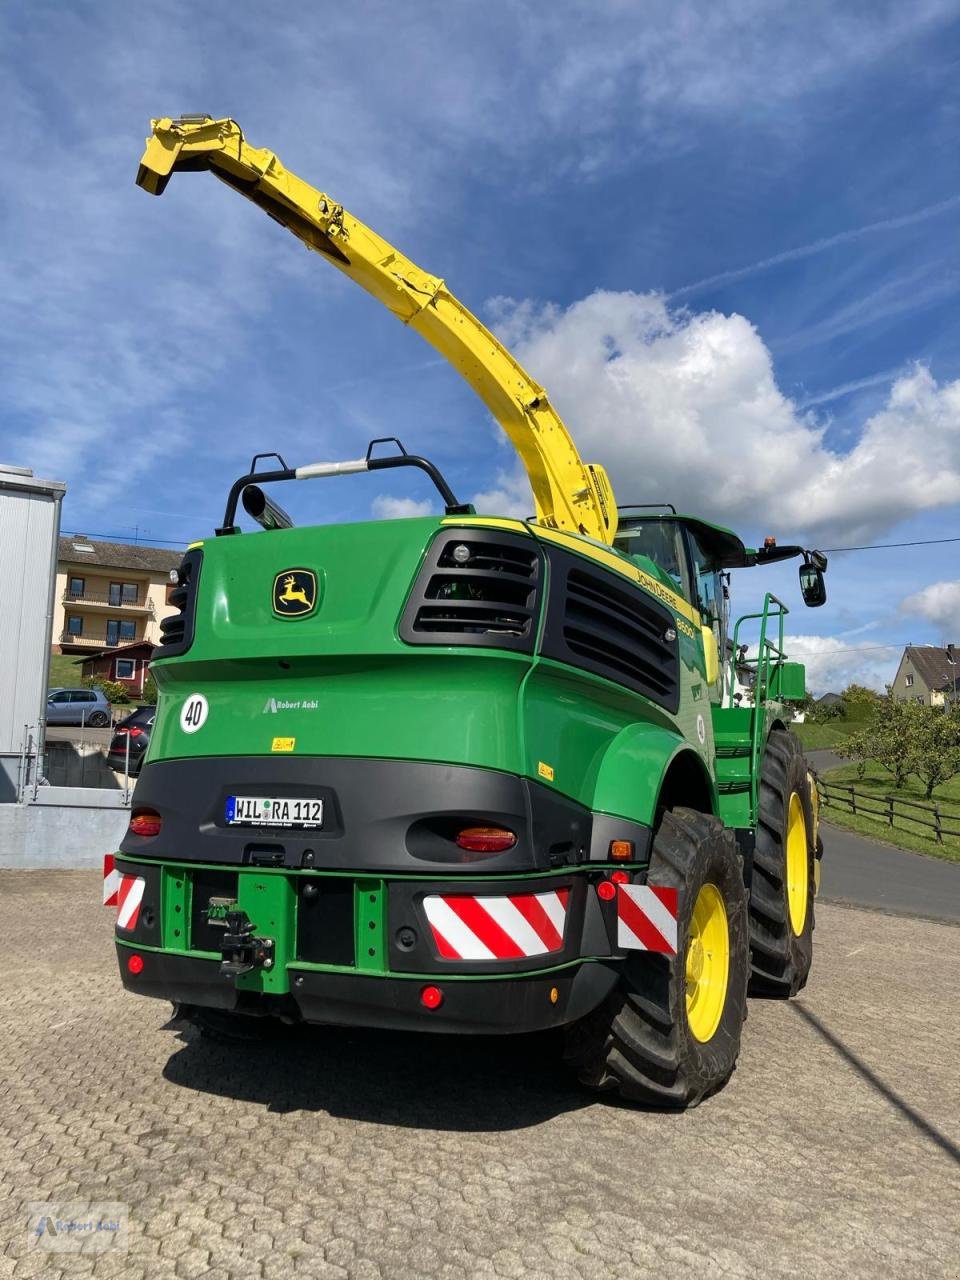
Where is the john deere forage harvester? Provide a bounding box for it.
[104,117,828,1106]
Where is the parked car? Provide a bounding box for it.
[107,705,156,775]
[46,687,111,728]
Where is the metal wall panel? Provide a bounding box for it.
[0,470,65,794]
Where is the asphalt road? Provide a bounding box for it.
[804,749,960,923]
[820,822,960,923]
[1,872,958,1279]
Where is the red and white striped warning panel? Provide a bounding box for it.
[423,888,570,960]
[116,875,146,931]
[617,885,678,954]
[103,854,120,907]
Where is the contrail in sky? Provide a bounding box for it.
[796,368,902,409]
[668,194,960,300]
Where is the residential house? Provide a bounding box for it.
[53,536,182,657]
[78,640,156,697]
[890,645,960,708]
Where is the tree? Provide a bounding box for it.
[841,683,881,705]
[840,697,917,788]
[907,706,960,800]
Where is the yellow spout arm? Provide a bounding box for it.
[137,116,617,543]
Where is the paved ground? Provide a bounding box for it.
[46,727,114,747]
[1,872,958,1279]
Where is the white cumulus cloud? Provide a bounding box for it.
[781,635,898,696]
[371,495,435,519]
[482,291,960,544]
[902,581,960,639]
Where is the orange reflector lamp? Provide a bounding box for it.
[127,954,144,975]
[610,839,634,861]
[597,880,616,902]
[455,826,516,853]
[420,985,443,1009]
[129,810,162,838]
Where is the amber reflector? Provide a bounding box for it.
[610,840,634,861]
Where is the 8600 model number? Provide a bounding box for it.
[225,796,323,828]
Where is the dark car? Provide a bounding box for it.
[107,705,156,775]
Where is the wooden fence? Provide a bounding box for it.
[816,778,960,845]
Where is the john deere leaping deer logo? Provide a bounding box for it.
[272,568,318,618]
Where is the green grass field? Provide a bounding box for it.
[818,760,960,864]
[48,652,85,688]
[792,720,857,750]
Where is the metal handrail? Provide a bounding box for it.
[729,593,790,822]
[62,591,154,614]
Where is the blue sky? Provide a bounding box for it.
[2,1,959,691]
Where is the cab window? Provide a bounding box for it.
[615,520,689,599]
[685,529,722,626]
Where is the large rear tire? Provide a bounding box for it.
[564,808,749,1108]
[749,730,816,996]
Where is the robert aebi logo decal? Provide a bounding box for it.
[272,567,318,618]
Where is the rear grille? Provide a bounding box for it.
[157,547,202,658]
[541,549,680,711]
[400,531,541,652]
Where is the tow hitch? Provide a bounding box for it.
[206,900,275,977]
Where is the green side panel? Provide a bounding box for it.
[717,790,753,828]
[769,662,805,702]
[236,873,296,994]
[150,654,530,773]
[711,705,753,744]
[354,879,387,974]
[161,867,191,952]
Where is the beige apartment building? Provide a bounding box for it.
[53,535,183,656]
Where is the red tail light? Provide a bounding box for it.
[128,727,144,737]
[420,985,443,1009]
[455,826,516,853]
[129,810,161,838]
[127,954,144,975]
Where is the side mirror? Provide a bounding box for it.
[799,562,827,607]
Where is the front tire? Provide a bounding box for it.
[749,730,816,996]
[564,808,749,1108]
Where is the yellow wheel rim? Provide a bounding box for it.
[786,792,809,936]
[685,883,729,1043]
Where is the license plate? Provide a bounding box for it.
[225,796,324,828]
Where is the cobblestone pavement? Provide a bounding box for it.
[1,872,958,1280]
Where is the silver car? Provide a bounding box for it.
[46,687,112,728]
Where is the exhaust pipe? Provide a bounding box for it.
[241,484,294,531]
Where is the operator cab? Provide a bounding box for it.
[614,506,745,636]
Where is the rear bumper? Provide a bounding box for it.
[116,944,619,1034]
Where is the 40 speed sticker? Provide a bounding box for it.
[180,693,209,734]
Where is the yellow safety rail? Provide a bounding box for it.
[137,116,617,544]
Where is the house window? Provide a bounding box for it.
[67,615,83,637]
[917,696,925,705]
[68,576,85,597]
[115,659,136,679]
[106,619,137,646]
[109,581,139,606]
[905,673,914,687]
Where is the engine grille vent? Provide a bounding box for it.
[541,549,680,711]
[156,547,203,658]
[400,531,541,651]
